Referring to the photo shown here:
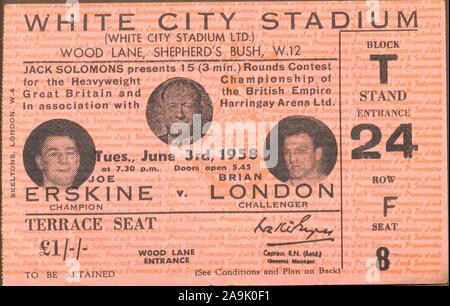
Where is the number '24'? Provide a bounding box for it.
[351,123,419,159]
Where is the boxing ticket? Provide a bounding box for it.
[1,0,448,286]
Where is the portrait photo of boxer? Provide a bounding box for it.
[265,115,338,184]
[146,77,213,145]
[23,119,96,188]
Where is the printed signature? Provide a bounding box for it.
[253,214,335,246]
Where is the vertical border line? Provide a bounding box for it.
[0,0,5,287]
[338,31,344,270]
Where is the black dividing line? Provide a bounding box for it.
[339,29,418,33]
[338,30,343,270]
[267,238,335,247]
[22,58,338,64]
[2,0,385,3]
[25,209,341,217]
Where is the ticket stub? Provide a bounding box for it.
[1,0,448,286]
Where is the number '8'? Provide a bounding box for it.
[376,247,390,271]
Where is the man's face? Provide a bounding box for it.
[283,133,323,180]
[36,136,80,187]
[162,86,199,135]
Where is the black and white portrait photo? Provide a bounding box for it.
[23,119,96,188]
[265,115,338,184]
[146,77,213,145]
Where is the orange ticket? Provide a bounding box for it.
[1,0,448,286]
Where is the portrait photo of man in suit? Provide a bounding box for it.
[23,119,96,188]
[146,77,213,145]
[35,133,80,188]
[265,115,338,184]
[282,128,326,184]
